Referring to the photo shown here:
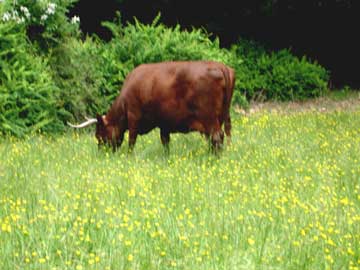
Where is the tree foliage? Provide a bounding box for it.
[0,17,62,136]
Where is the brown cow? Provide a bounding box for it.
[68,61,235,152]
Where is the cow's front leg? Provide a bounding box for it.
[128,117,139,152]
[128,129,137,152]
[160,129,170,153]
[112,132,124,152]
[211,129,224,153]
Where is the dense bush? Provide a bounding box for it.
[0,0,84,136]
[232,38,330,101]
[48,36,109,121]
[1,0,105,128]
[98,13,248,109]
[1,0,80,51]
[0,17,62,136]
[103,13,236,67]
[0,3,332,136]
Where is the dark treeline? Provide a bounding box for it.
[69,0,360,88]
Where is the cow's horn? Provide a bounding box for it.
[67,118,97,128]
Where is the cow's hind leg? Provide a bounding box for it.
[207,120,224,154]
[211,129,224,153]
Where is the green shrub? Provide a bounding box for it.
[48,36,109,121]
[1,4,332,138]
[0,16,62,136]
[103,13,236,66]
[231,38,330,101]
[1,0,80,52]
[99,13,245,110]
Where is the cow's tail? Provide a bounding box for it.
[220,65,235,141]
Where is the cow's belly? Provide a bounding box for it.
[138,100,205,134]
[137,120,157,135]
[138,121,191,134]
[169,123,191,133]
[137,116,194,134]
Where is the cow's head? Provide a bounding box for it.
[95,114,122,149]
[68,115,124,151]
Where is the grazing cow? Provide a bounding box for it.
[68,61,235,152]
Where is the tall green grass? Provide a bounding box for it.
[1,109,359,270]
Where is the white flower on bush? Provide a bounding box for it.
[12,9,19,18]
[46,2,56,15]
[20,6,30,19]
[71,15,80,24]
[40,14,48,21]
[2,12,11,22]
[16,16,25,23]
[2,10,26,24]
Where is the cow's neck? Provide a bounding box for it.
[106,97,126,127]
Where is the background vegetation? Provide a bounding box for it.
[114,0,359,88]
[1,0,329,136]
[1,2,359,270]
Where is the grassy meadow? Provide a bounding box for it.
[0,106,360,270]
